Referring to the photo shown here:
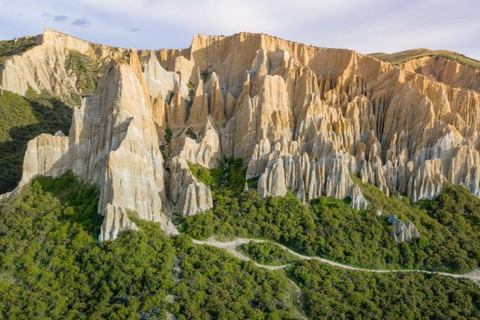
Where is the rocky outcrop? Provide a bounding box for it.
[0,29,126,105]
[3,30,480,239]
[388,214,420,243]
[169,156,213,217]
[3,47,181,241]
[401,56,480,92]
[177,117,221,168]
[18,133,70,188]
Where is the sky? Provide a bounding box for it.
[1,0,479,60]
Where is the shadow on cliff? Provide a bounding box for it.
[0,94,72,194]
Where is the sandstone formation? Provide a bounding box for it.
[2,29,480,240]
[0,29,126,105]
[169,156,213,217]
[400,56,480,92]
[388,214,420,243]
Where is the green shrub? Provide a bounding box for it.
[0,172,176,319]
[0,37,37,66]
[65,51,102,103]
[170,244,302,319]
[239,241,299,266]
[290,260,480,319]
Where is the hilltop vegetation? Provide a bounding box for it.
[0,37,37,66]
[370,48,480,70]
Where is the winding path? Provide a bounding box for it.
[192,237,480,282]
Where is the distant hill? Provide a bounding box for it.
[369,48,480,70]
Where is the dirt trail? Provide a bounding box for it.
[192,237,480,282]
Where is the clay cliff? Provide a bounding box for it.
[2,29,480,241]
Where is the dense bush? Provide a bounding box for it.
[0,172,176,319]
[189,157,245,194]
[290,260,480,319]
[1,170,480,319]
[0,172,303,319]
[239,241,299,266]
[171,235,302,320]
[183,161,480,273]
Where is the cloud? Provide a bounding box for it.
[71,18,91,28]
[53,15,68,22]
[127,27,141,33]
[41,13,69,23]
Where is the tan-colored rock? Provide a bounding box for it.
[209,72,226,123]
[0,29,126,105]
[178,117,221,168]
[167,88,188,131]
[388,213,420,243]
[187,79,209,132]
[401,56,480,92]
[18,133,69,188]
[4,30,480,240]
[169,156,213,217]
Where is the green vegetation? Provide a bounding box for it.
[290,260,480,319]
[171,235,302,319]
[187,82,195,106]
[0,37,37,66]
[65,50,102,103]
[182,160,480,273]
[185,127,197,140]
[0,89,72,194]
[369,48,480,70]
[239,241,299,266]
[200,69,211,82]
[164,128,172,143]
[0,173,304,319]
[2,170,480,319]
[0,172,176,319]
[188,157,245,194]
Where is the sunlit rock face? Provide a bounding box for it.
[4,29,480,240]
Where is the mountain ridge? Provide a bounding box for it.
[2,29,480,242]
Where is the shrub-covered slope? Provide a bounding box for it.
[182,160,480,273]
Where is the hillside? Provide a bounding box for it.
[369,48,480,69]
[370,49,480,91]
[1,29,480,319]
[1,171,480,319]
